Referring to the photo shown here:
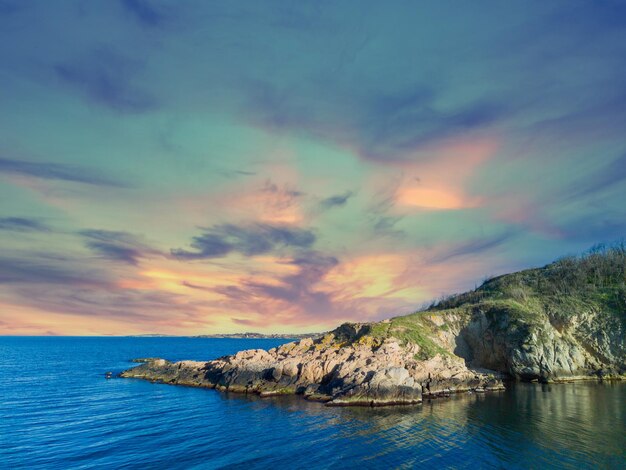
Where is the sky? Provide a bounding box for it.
[0,1,625,335]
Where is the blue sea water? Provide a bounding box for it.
[0,337,624,469]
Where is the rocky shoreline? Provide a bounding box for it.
[120,318,622,406]
[121,323,508,406]
[119,335,620,406]
[120,305,624,406]
[121,302,624,405]
[122,250,625,406]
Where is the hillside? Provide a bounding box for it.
[122,245,626,405]
[345,243,626,381]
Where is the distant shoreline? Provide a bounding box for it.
[0,334,321,338]
[127,333,322,339]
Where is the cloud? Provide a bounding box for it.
[0,217,50,232]
[171,223,316,259]
[84,242,143,265]
[496,152,626,240]
[367,184,405,238]
[0,0,21,15]
[0,157,128,187]
[227,179,305,224]
[554,209,626,243]
[0,255,109,286]
[181,280,211,291]
[240,76,510,164]
[260,179,304,199]
[566,152,626,200]
[210,250,418,326]
[249,253,338,304]
[356,96,506,162]
[80,229,159,265]
[429,231,519,264]
[319,191,353,210]
[120,0,169,27]
[217,168,257,179]
[218,2,625,166]
[2,1,626,334]
[54,48,157,112]
[231,317,255,326]
[0,251,212,329]
[2,279,189,324]
[214,251,339,319]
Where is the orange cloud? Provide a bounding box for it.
[0,302,154,336]
[224,179,305,224]
[396,186,480,210]
[380,136,499,211]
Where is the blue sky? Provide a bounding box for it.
[0,1,625,334]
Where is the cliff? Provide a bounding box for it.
[121,245,625,405]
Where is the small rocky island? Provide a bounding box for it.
[122,247,625,406]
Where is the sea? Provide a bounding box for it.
[0,336,624,469]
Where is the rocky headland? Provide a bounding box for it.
[121,246,625,406]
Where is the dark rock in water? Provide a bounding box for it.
[104,371,113,379]
[121,248,626,406]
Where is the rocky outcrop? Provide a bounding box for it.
[121,248,625,405]
[121,328,505,406]
[122,302,623,405]
[452,303,625,382]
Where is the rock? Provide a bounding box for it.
[384,367,410,383]
[120,251,626,406]
[282,360,299,377]
[269,365,282,381]
[121,332,500,406]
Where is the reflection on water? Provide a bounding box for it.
[0,337,624,469]
[468,383,625,466]
[224,382,625,468]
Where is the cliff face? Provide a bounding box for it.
[412,301,624,383]
[427,246,626,382]
[122,246,626,405]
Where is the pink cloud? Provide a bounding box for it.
[364,136,499,212]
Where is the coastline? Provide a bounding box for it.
[121,356,624,407]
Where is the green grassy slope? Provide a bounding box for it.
[341,243,626,365]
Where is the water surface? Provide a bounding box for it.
[1,337,624,469]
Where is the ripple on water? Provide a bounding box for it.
[1,337,624,469]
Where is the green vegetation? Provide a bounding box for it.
[430,242,626,321]
[338,243,626,360]
[348,312,450,360]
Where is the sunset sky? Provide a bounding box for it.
[1,1,625,335]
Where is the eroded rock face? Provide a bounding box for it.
[121,331,505,406]
[121,276,625,406]
[455,306,626,382]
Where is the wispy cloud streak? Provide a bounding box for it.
[172,223,316,260]
[0,217,50,232]
[0,157,128,187]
